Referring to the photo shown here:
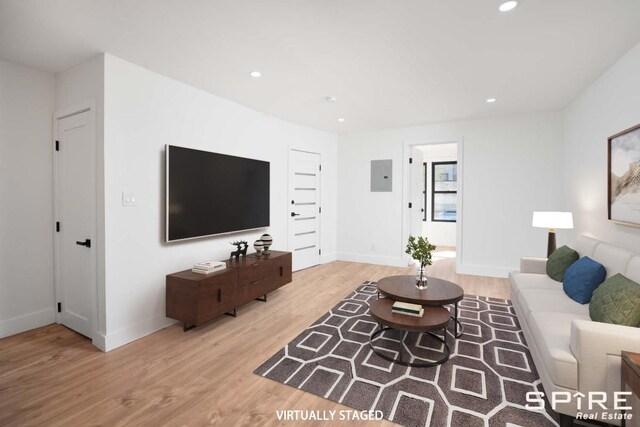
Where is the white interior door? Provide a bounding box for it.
[288,149,321,271]
[410,147,425,239]
[54,109,95,338]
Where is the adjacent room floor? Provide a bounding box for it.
[0,259,509,426]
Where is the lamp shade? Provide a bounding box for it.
[532,212,574,229]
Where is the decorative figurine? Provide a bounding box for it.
[261,233,273,255]
[254,240,264,256]
[230,240,248,261]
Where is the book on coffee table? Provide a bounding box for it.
[392,301,424,318]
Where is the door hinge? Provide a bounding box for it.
[57,302,61,313]
[408,202,412,208]
[56,221,60,232]
[55,140,60,151]
[319,249,322,255]
[319,206,322,214]
[319,164,322,171]
[409,157,413,164]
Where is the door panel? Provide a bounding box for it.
[293,232,317,248]
[293,188,316,204]
[217,271,238,315]
[288,150,321,271]
[196,277,220,324]
[56,110,95,338]
[293,204,316,218]
[294,159,317,174]
[293,217,316,234]
[294,174,316,188]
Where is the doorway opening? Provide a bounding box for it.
[404,141,462,271]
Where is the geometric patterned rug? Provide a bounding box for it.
[254,281,560,426]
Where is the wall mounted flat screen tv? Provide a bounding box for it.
[166,145,270,242]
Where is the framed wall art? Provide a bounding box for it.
[608,123,640,227]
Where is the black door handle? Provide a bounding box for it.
[76,239,91,248]
[291,212,300,217]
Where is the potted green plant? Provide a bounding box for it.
[405,235,436,289]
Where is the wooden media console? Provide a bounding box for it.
[166,251,292,331]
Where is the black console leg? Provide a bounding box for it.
[183,322,196,332]
[558,414,574,427]
[256,295,267,302]
[224,309,237,318]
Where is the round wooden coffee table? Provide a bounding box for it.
[376,275,465,338]
[369,298,450,367]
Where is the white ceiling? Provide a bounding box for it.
[1,0,640,134]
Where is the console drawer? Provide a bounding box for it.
[238,258,273,286]
[238,277,270,303]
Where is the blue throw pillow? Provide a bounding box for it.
[563,256,606,304]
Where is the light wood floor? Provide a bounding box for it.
[0,259,509,426]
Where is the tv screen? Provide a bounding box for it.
[166,145,270,242]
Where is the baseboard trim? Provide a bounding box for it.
[102,316,176,352]
[0,308,56,338]
[337,252,406,267]
[457,263,513,278]
[336,253,513,278]
[92,332,107,352]
[321,252,338,264]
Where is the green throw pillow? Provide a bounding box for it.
[546,245,579,282]
[590,273,640,327]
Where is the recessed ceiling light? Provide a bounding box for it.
[338,118,345,122]
[499,1,518,12]
[486,98,497,103]
[326,96,337,103]
[250,71,261,78]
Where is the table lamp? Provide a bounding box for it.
[532,212,573,257]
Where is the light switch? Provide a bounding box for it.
[122,192,137,207]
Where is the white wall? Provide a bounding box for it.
[102,54,338,350]
[0,59,55,337]
[564,41,640,253]
[55,54,106,347]
[338,111,565,277]
[418,143,457,247]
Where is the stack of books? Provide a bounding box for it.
[392,301,424,318]
[192,261,226,274]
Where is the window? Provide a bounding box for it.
[431,161,457,222]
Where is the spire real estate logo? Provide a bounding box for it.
[526,391,633,422]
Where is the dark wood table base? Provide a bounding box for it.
[368,298,451,368]
[369,326,450,367]
[376,275,465,339]
[376,292,464,338]
[452,302,464,338]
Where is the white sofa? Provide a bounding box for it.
[509,235,640,425]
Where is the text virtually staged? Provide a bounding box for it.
[276,410,385,422]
